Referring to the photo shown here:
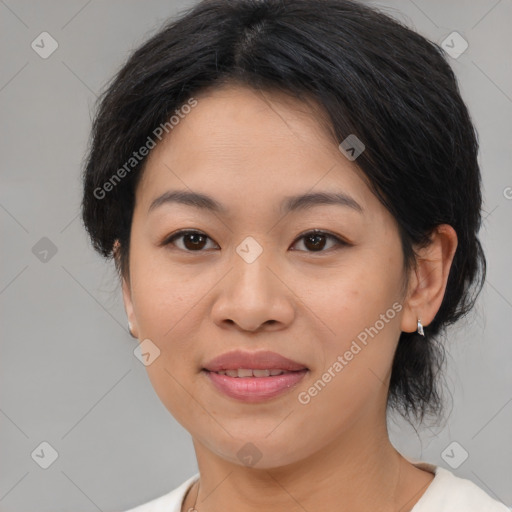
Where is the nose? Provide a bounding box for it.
[210,244,295,333]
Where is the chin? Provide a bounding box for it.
[200,432,314,470]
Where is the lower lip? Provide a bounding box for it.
[203,369,308,402]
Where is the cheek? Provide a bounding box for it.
[301,258,403,401]
[129,246,206,339]
[294,274,401,433]
[127,253,208,428]
[305,261,402,342]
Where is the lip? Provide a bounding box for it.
[202,349,309,403]
[203,368,309,402]
[202,349,308,372]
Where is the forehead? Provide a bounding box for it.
[135,84,372,214]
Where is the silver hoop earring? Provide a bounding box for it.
[417,319,425,336]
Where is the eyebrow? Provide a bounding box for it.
[148,189,363,215]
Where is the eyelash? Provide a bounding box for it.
[161,229,349,253]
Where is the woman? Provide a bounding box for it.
[81,0,508,510]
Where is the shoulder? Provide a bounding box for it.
[411,462,509,512]
[122,473,199,512]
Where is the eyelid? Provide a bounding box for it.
[292,228,349,246]
[161,229,218,248]
[161,228,350,252]
[290,229,350,252]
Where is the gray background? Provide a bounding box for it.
[0,0,511,510]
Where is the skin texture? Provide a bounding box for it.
[118,84,457,512]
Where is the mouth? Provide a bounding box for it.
[201,350,309,402]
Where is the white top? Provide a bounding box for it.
[123,460,510,512]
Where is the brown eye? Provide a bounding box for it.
[163,230,218,251]
[291,230,347,253]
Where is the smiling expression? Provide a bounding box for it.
[121,83,412,467]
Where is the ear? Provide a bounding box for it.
[400,224,458,334]
[114,240,138,339]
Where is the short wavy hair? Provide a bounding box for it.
[81,0,486,426]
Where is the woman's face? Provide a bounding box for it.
[122,84,412,468]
